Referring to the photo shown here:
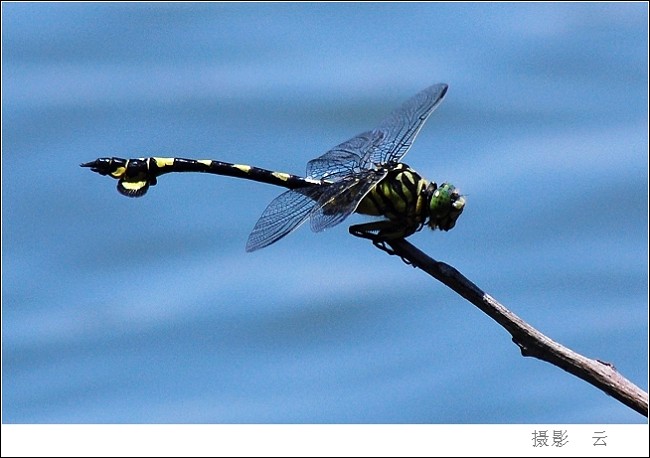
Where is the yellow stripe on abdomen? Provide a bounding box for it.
[120,180,148,191]
[153,157,175,168]
[271,172,290,182]
[110,166,126,178]
[234,164,252,173]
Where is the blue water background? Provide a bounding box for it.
[2,3,647,423]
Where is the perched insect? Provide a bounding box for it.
[82,83,465,252]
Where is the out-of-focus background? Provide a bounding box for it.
[3,2,647,423]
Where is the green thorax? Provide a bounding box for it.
[355,163,429,225]
[355,162,465,237]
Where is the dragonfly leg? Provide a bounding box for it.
[349,221,414,265]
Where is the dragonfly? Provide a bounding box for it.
[82,83,465,253]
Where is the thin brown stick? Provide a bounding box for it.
[384,238,648,417]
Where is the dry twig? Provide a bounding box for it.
[383,238,648,417]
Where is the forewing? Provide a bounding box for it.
[309,169,387,233]
[246,187,324,252]
[306,130,383,180]
[361,83,448,168]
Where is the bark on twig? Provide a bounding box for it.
[384,238,649,417]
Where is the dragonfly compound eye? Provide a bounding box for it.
[429,183,465,231]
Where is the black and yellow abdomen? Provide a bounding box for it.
[82,156,321,198]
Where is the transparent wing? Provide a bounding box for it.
[309,169,387,233]
[268,84,447,241]
[306,130,384,180]
[246,186,324,252]
[361,83,448,168]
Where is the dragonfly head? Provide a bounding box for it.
[427,182,465,231]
